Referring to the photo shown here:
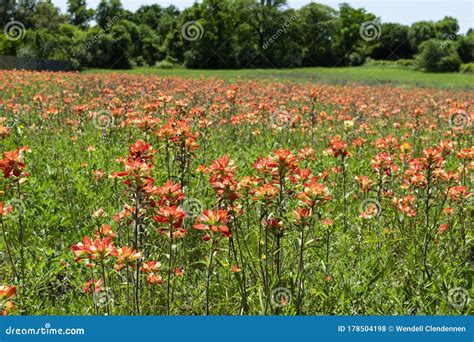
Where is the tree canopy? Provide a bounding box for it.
[0,0,472,71]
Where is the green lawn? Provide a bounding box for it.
[86,66,474,89]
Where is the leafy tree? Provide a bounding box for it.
[95,0,124,28]
[333,3,377,66]
[137,24,162,66]
[2,0,472,71]
[15,0,37,28]
[416,38,461,72]
[228,0,260,67]
[51,23,89,69]
[299,3,338,66]
[156,6,181,38]
[370,23,412,60]
[408,21,436,53]
[245,0,286,51]
[456,31,474,63]
[185,0,238,68]
[67,0,94,28]
[18,28,57,58]
[0,35,17,55]
[132,5,163,30]
[435,16,459,39]
[260,8,303,68]
[28,1,66,31]
[0,0,16,27]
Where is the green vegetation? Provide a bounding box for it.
[87,65,474,89]
[0,0,472,72]
[0,71,472,316]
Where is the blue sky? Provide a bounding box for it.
[52,0,473,33]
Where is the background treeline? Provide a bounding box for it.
[0,0,473,71]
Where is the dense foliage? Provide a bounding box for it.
[0,70,472,315]
[0,0,472,71]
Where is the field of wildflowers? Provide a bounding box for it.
[0,70,472,315]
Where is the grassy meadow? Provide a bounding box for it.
[87,66,474,89]
[0,68,472,317]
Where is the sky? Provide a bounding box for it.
[51,0,473,33]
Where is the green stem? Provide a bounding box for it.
[167,224,173,315]
[296,227,305,314]
[206,239,215,315]
[1,216,18,281]
[101,260,110,315]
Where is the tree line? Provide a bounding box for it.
[0,0,472,71]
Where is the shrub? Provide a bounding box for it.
[460,62,474,73]
[348,52,364,66]
[155,60,179,69]
[364,58,416,69]
[456,32,474,63]
[416,39,462,72]
[396,59,417,68]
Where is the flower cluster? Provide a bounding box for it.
[0,285,16,316]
